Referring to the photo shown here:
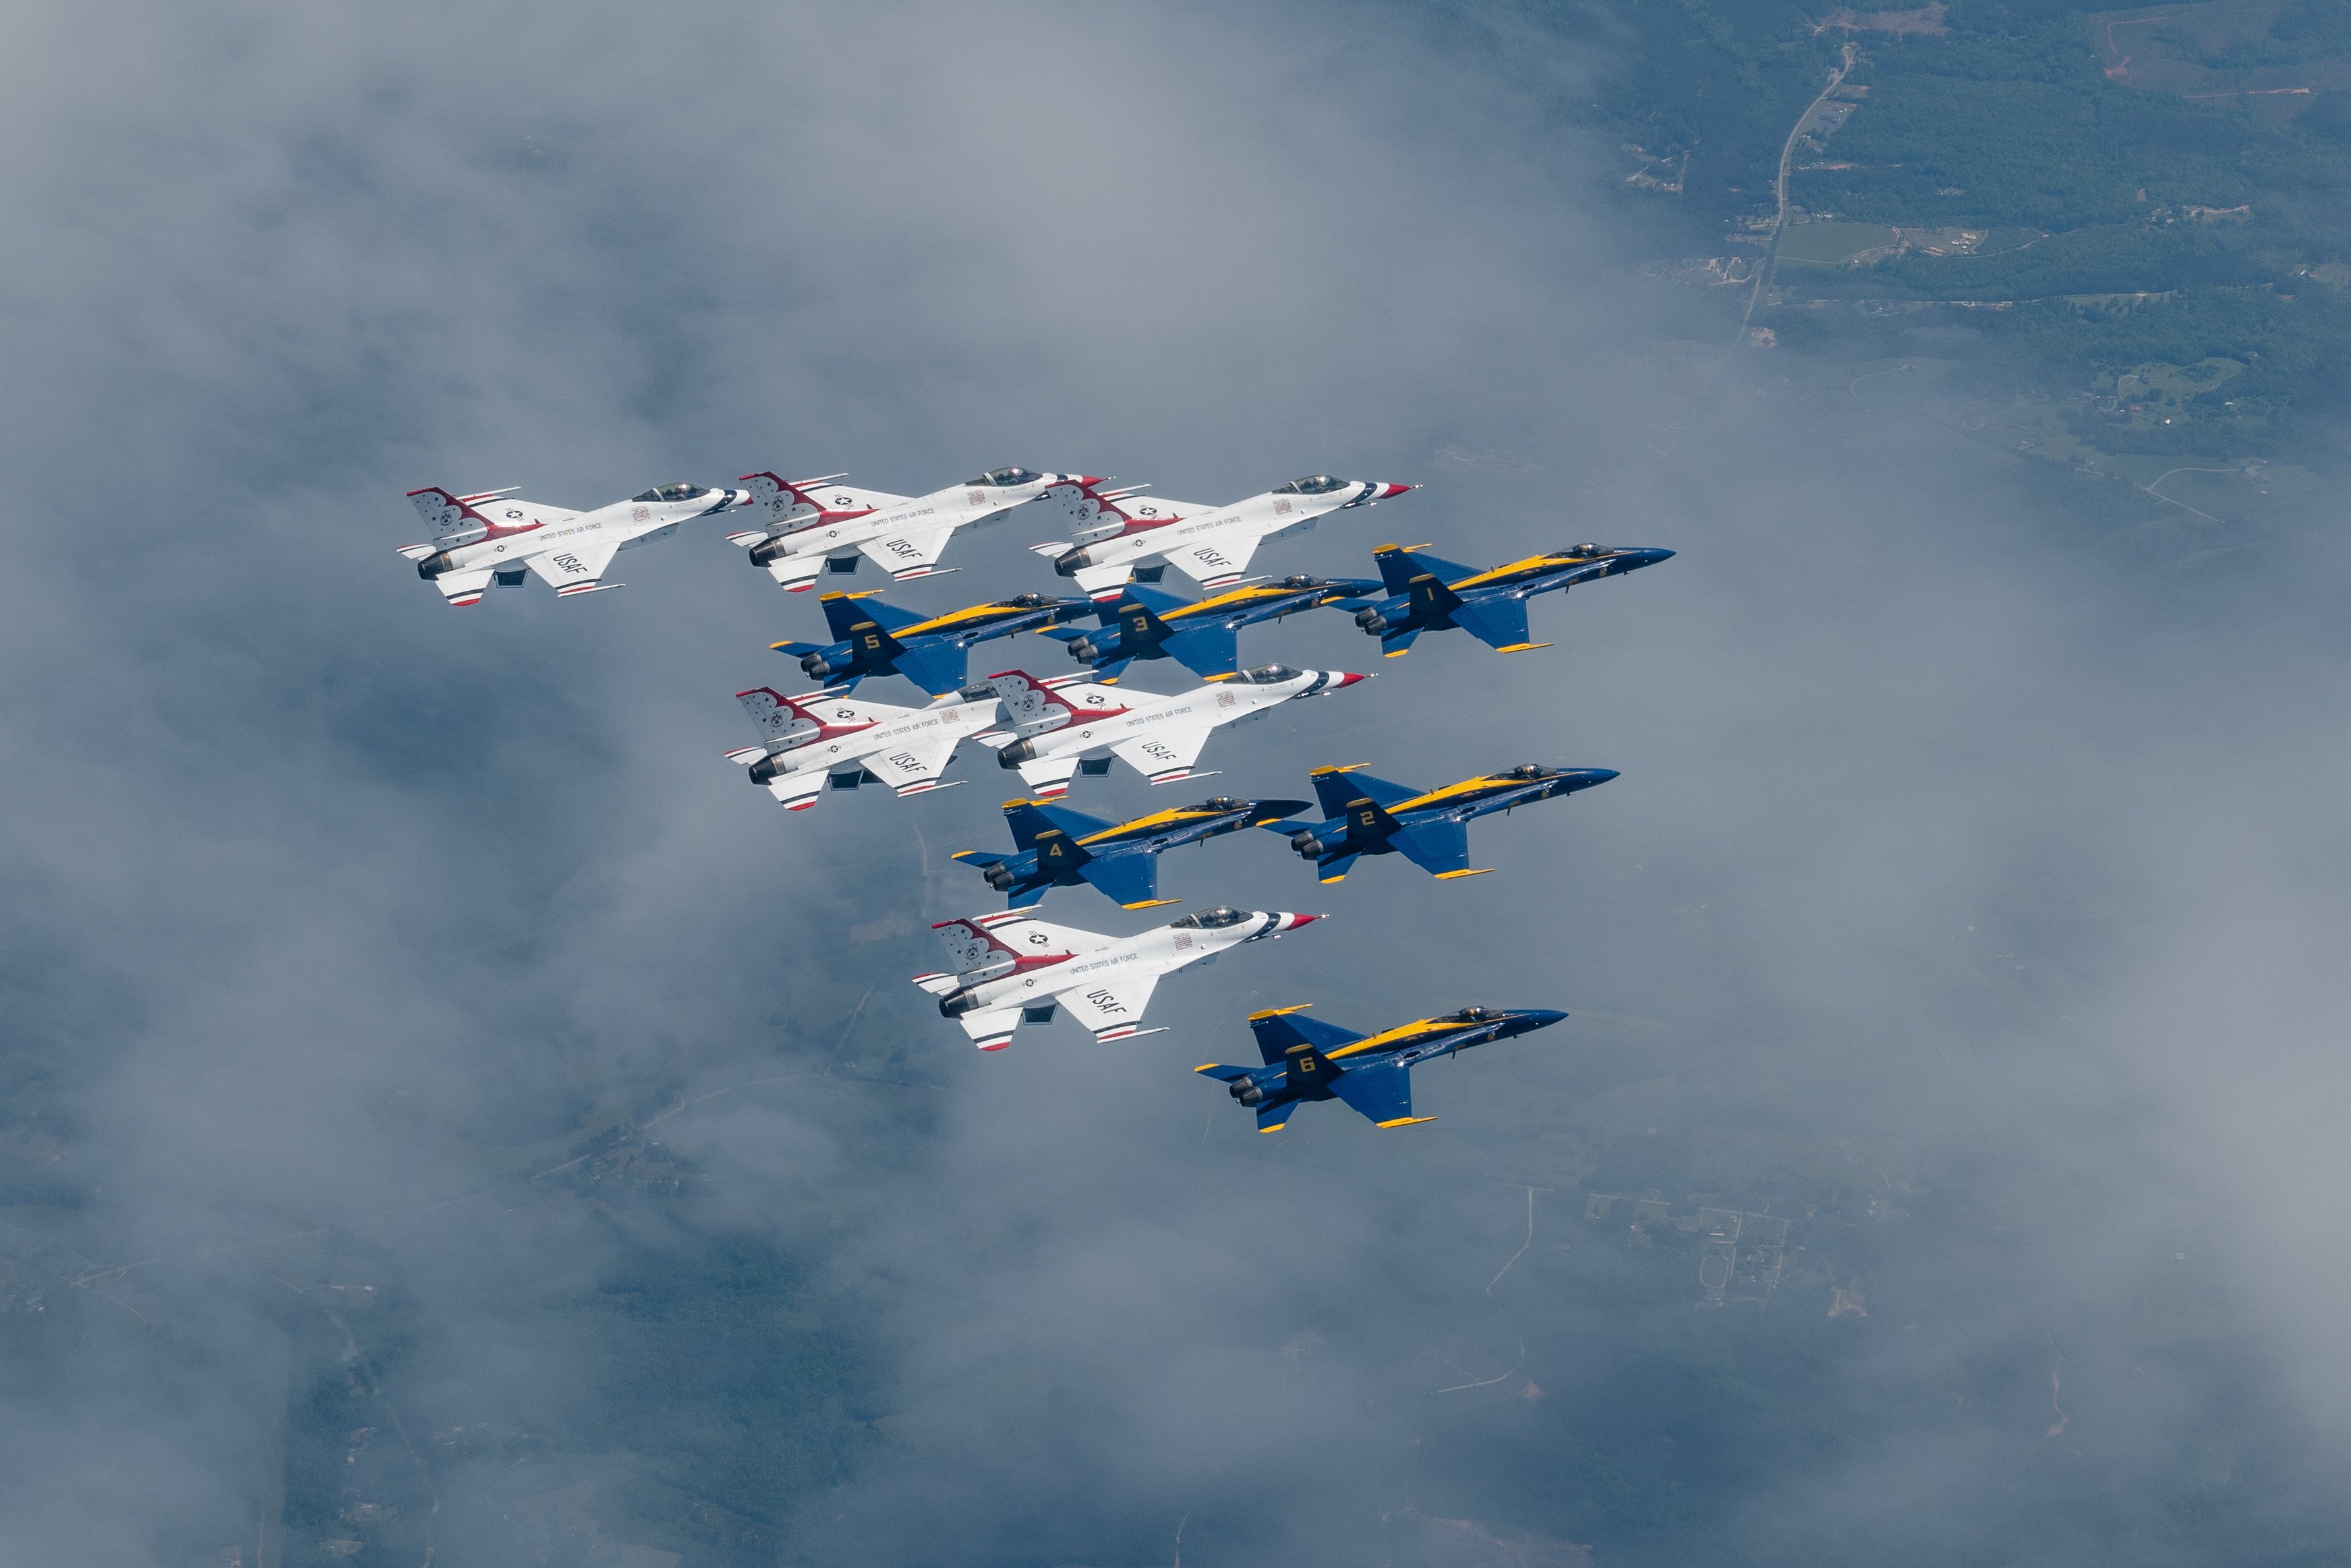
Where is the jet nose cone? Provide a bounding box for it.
[1277,912,1323,931]
[1524,1009,1570,1028]
[1375,482,1415,500]
[1642,548,1675,564]
[1587,768,1621,784]
[1074,475,1107,488]
[1329,672,1372,689]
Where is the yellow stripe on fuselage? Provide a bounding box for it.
[1446,552,1597,592]
[1163,583,1293,622]
[1076,807,1223,846]
[1327,1018,1467,1059]
[900,602,1034,637]
[1390,774,1526,813]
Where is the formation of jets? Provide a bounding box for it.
[395,459,1675,1126]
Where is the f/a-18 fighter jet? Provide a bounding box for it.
[728,466,1101,592]
[1041,575,1385,679]
[1033,473,1416,600]
[910,906,1323,1050]
[950,795,1310,910]
[398,481,754,606]
[980,664,1370,800]
[1267,762,1618,883]
[1351,542,1675,658]
[1198,1002,1567,1132]
[723,685,1001,811]
[770,589,1093,695]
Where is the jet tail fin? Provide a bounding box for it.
[1247,1004,1362,1066]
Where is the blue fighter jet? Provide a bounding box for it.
[1351,541,1673,658]
[772,589,1093,695]
[1265,762,1617,883]
[1197,1002,1567,1132]
[951,794,1310,909]
[1041,574,1385,678]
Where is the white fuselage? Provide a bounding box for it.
[1006,669,1345,765]
[440,492,736,575]
[743,473,1093,583]
[746,692,999,796]
[955,914,1277,1015]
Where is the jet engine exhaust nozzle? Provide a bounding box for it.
[747,755,786,786]
[1051,549,1091,577]
[415,552,458,580]
[747,537,793,569]
[1354,608,1388,633]
[997,740,1037,768]
[937,987,983,1019]
[1228,1078,1263,1106]
[799,653,837,681]
[983,863,1017,891]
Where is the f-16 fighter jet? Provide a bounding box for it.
[770,590,1094,696]
[910,906,1322,1050]
[728,466,1102,592]
[1267,763,1619,883]
[1351,542,1675,658]
[951,795,1311,910]
[1198,1003,1567,1132]
[398,481,754,606]
[981,664,1370,800]
[1041,575,1386,679]
[723,685,1001,811]
[1033,474,1416,599]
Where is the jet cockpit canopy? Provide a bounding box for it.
[634,482,710,502]
[1235,663,1299,685]
[1443,1005,1496,1024]
[1273,474,1348,496]
[1186,797,1241,813]
[1169,906,1248,930]
[968,466,1043,487]
[1566,542,1608,556]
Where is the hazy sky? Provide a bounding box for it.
[3,2,2348,1564]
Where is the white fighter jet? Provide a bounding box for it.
[911,905,1324,1049]
[979,664,1371,800]
[397,481,753,606]
[1032,473,1416,600]
[727,466,1105,593]
[724,685,1002,811]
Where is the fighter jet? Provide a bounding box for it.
[397,481,754,606]
[950,795,1311,910]
[722,685,1001,811]
[1267,763,1619,883]
[728,467,1103,592]
[1032,474,1416,599]
[980,664,1371,800]
[910,906,1323,1050]
[770,590,1095,696]
[1350,542,1675,657]
[1041,574,1386,679]
[1197,1003,1567,1132]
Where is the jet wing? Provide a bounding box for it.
[764,768,830,812]
[1160,535,1258,591]
[1053,974,1163,1042]
[1074,853,1165,909]
[1329,1061,1434,1128]
[1111,723,1215,786]
[858,732,967,797]
[859,526,959,582]
[1015,753,1085,800]
[1447,596,1550,653]
[1389,818,1488,879]
[889,641,970,697]
[525,538,623,597]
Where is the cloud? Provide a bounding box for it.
[1,1,2348,1563]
